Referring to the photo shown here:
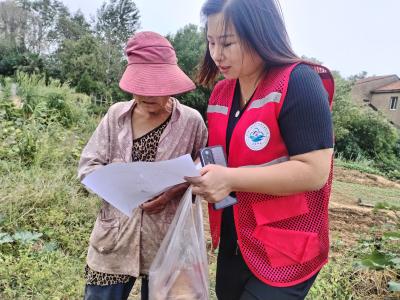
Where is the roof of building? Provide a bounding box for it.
[355,74,399,85]
[373,80,400,93]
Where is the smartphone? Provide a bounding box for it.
[199,146,238,210]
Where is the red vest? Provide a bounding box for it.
[207,63,335,287]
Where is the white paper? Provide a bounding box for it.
[82,154,199,217]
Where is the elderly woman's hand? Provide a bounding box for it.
[185,164,233,203]
[140,182,189,215]
[140,193,169,214]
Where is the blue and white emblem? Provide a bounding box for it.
[245,121,270,151]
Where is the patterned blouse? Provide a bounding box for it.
[85,117,170,286]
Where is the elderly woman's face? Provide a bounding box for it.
[134,95,171,114]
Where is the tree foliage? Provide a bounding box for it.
[95,0,140,46]
[167,24,210,117]
[332,71,400,178]
[0,0,30,48]
[56,35,107,92]
[52,10,92,42]
[0,0,136,101]
[0,38,45,76]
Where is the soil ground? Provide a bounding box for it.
[330,166,399,251]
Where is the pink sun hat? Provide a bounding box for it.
[119,31,196,96]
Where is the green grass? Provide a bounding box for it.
[0,245,85,299]
[0,164,98,299]
[1,163,399,299]
[1,160,399,299]
[335,157,383,176]
[335,156,400,181]
[333,180,400,208]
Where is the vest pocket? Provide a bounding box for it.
[251,193,309,225]
[89,208,120,254]
[253,226,320,267]
[251,194,318,267]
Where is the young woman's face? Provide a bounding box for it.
[207,13,264,80]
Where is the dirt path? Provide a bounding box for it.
[329,166,399,252]
[334,166,400,189]
[329,201,397,250]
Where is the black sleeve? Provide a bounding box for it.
[278,64,333,156]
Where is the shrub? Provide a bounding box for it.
[0,73,95,167]
[332,72,400,179]
[15,72,91,127]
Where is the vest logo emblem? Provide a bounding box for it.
[245,122,270,151]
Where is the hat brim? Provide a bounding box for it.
[119,64,196,96]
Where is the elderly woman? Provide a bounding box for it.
[78,31,207,300]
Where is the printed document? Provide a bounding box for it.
[81,154,199,216]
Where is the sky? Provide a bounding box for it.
[62,0,400,78]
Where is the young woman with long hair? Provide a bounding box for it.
[186,1,335,299]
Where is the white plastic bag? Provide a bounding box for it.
[149,187,209,300]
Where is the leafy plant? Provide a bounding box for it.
[332,72,400,179]
[354,208,400,297]
[13,231,43,244]
[388,281,400,292]
[0,233,14,244]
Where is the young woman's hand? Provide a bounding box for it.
[185,164,232,203]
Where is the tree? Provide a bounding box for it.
[56,35,107,94]
[95,0,140,46]
[347,71,367,84]
[332,71,399,163]
[50,10,92,43]
[12,0,80,54]
[0,0,31,49]
[167,24,210,117]
[93,0,140,91]
[0,40,26,75]
[167,24,206,78]
[55,34,128,101]
[28,0,59,53]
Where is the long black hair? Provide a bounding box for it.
[197,0,300,86]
